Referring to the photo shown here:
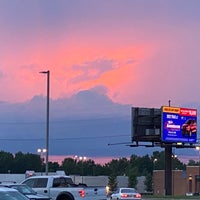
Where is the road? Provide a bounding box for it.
[107,197,199,200]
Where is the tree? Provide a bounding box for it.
[188,159,198,166]
[136,155,152,175]
[127,167,138,188]
[14,151,42,173]
[62,158,77,175]
[152,151,165,170]
[94,163,106,175]
[172,156,186,170]
[105,157,129,176]
[0,151,14,173]
[0,149,188,180]
[48,162,60,172]
[145,173,152,192]
[84,159,95,176]
[108,174,118,193]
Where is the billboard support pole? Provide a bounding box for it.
[165,100,172,196]
[165,145,172,195]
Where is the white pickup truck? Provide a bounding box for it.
[21,175,107,200]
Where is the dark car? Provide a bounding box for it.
[0,187,29,200]
[0,183,51,200]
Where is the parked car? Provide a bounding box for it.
[0,187,29,200]
[0,183,51,200]
[110,188,142,200]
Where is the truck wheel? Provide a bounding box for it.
[57,195,73,200]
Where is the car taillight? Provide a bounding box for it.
[121,193,128,198]
[79,189,85,197]
[134,193,141,198]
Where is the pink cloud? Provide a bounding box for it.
[0,0,200,109]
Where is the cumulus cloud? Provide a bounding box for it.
[0,88,132,156]
[0,87,130,122]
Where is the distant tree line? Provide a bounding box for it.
[0,150,198,191]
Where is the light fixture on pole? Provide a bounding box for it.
[153,158,158,167]
[37,148,47,162]
[39,70,50,175]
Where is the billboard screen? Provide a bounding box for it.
[161,106,197,143]
[131,107,161,142]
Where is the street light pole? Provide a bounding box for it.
[74,156,87,183]
[40,70,50,175]
[153,158,158,170]
[152,158,157,195]
[37,148,47,175]
[172,153,177,196]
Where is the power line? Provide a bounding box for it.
[0,134,130,141]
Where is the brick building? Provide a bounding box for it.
[153,166,200,196]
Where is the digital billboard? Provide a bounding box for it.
[161,106,197,143]
[131,107,161,142]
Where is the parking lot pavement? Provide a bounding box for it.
[142,198,198,200]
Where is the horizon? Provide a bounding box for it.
[48,154,197,165]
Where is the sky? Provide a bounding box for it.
[0,0,200,163]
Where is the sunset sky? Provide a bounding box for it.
[0,0,200,163]
[0,0,200,107]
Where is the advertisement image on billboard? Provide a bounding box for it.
[162,106,197,144]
